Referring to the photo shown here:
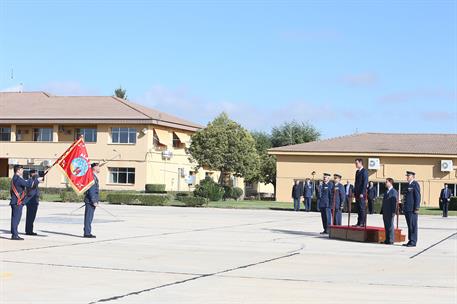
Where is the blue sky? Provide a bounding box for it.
[1,0,456,138]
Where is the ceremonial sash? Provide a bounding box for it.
[11,179,26,206]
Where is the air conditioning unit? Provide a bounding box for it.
[441,160,453,172]
[368,158,380,170]
[162,150,173,159]
[42,160,53,167]
[8,159,18,165]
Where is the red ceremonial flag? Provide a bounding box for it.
[56,136,95,194]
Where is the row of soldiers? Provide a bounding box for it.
[292,158,421,246]
[8,164,100,240]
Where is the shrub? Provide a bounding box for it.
[175,192,190,199]
[223,186,233,200]
[107,193,170,206]
[194,178,224,201]
[231,187,244,200]
[145,184,166,193]
[40,187,67,195]
[60,191,83,202]
[0,190,10,200]
[179,196,208,207]
[0,177,11,190]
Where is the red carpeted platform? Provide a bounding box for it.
[329,225,405,243]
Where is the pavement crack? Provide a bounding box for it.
[409,232,457,259]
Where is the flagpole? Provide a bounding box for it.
[43,135,83,177]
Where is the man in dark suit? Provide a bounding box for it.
[367,181,377,215]
[303,178,313,212]
[381,178,398,245]
[354,158,368,227]
[440,184,453,217]
[25,169,41,235]
[291,180,302,211]
[331,174,345,225]
[10,165,33,240]
[403,171,421,247]
[319,173,333,234]
[84,163,100,238]
[344,180,353,212]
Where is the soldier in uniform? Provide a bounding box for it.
[10,165,33,240]
[440,184,453,218]
[331,174,345,225]
[291,180,301,212]
[381,178,398,245]
[25,169,41,235]
[403,171,421,247]
[319,173,333,234]
[303,178,313,212]
[353,159,368,227]
[367,181,376,214]
[83,163,100,238]
[316,180,323,211]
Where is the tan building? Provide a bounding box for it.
[0,91,230,192]
[269,133,457,206]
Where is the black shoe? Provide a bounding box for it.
[83,234,96,238]
[406,243,416,247]
[11,236,24,240]
[26,232,38,236]
[402,243,411,247]
[383,240,394,245]
[320,231,328,234]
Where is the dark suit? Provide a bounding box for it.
[404,180,421,246]
[440,188,452,217]
[367,186,377,214]
[382,188,398,244]
[84,175,99,236]
[25,176,40,234]
[319,182,333,232]
[303,182,313,211]
[291,184,301,211]
[331,183,345,225]
[10,175,33,238]
[354,168,368,226]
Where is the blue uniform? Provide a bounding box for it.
[331,183,345,225]
[303,182,313,211]
[354,168,368,226]
[367,186,376,214]
[382,188,398,244]
[10,175,33,238]
[319,182,333,233]
[25,176,40,234]
[291,183,301,211]
[440,187,453,217]
[84,175,99,236]
[403,180,420,246]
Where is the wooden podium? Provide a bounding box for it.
[329,225,406,243]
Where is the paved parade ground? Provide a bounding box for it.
[1,201,456,304]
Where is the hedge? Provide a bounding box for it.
[0,190,10,200]
[178,196,208,207]
[106,193,170,206]
[0,177,11,191]
[145,184,166,193]
[60,191,83,202]
[439,196,457,211]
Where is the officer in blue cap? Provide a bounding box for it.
[83,163,100,238]
[319,173,333,234]
[24,169,41,235]
[332,174,345,225]
[403,171,421,247]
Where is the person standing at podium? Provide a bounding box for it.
[381,178,398,245]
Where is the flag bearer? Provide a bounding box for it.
[10,165,33,240]
[25,169,41,235]
[83,163,100,238]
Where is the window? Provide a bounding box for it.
[111,127,136,144]
[109,167,135,184]
[172,132,183,148]
[0,127,11,141]
[33,128,53,142]
[75,128,97,142]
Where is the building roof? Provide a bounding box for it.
[269,133,457,156]
[0,92,203,131]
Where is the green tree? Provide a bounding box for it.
[249,131,276,188]
[114,86,127,100]
[188,113,260,185]
[271,121,320,147]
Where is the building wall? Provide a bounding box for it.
[0,123,223,192]
[275,154,457,206]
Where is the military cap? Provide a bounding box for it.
[13,164,23,172]
[333,174,342,179]
[405,171,415,176]
[91,162,100,168]
[29,169,37,174]
[323,173,331,177]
